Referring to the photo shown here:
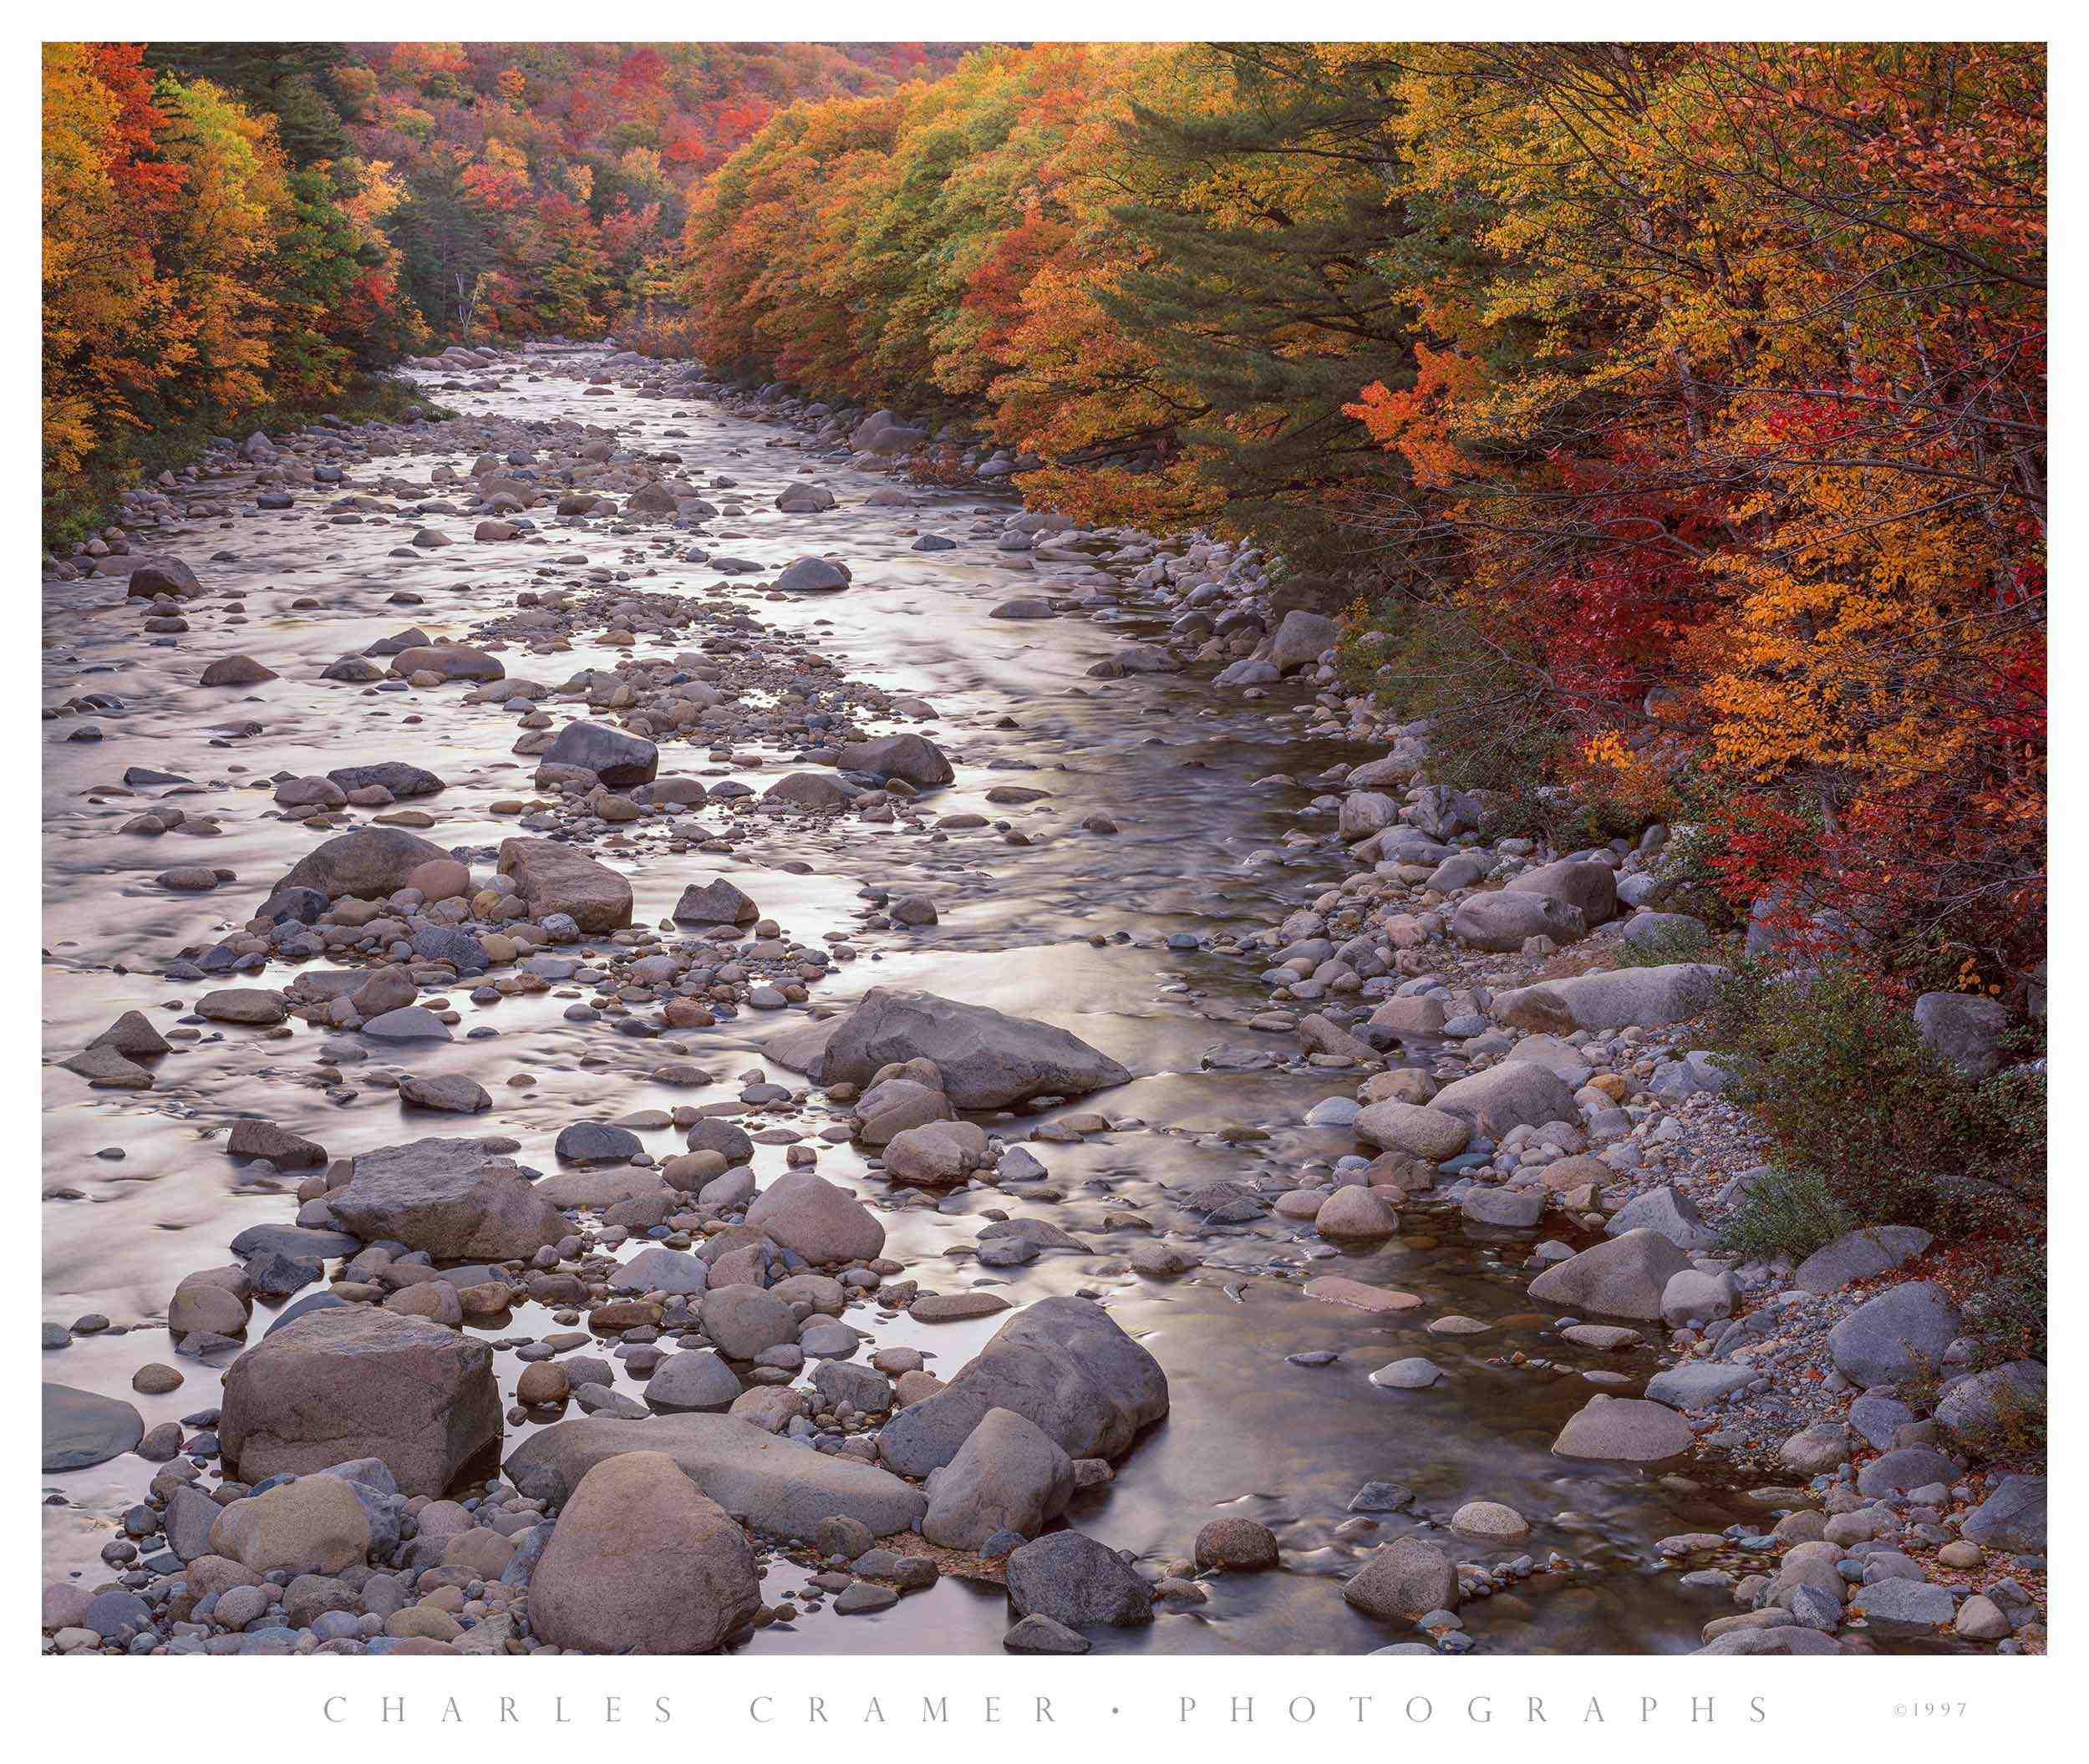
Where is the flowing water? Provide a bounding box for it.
[42,348,1771,1655]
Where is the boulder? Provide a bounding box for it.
[1792,1225,1934,1295]
[1258,609,1338,674]
[1936,1361,2046,1447]
[1960,1475,2045,1553]
[1493,964,1722,1033]
[1343,1535,1459,1622]
[1527,1230,1692,1320]
[743,1169,885,1264]
[699,1285,795,1360]
[877,1296,1168,1477]
[780,987,1131,1108]
[645,1350,742,1416]
[1913,992,2010,1078]
[923,1408,1075,1550]
[43,1384,144,1472]
[882,1119,990,1187]
[328,1137,565,1262]
[504,1414,927,1540]
[530,1451,758,1655]
[1552,1395,1692,1462]
[208,1476,371,1573]
[835,733,953,789]
[391,644,503,682]
[270,826,447,904]
[498,837,633,933]
[672,878,759,926]
[1430,1060,1578,1137]
[1451,891,1587,951]
[1004,1531,1152,1628]
[775,557,851,593]
[1352,1099,1470,1162]
[1505,858,1618,924]
[218,1307,501,1496]
[328,762,444,800]
[541,721,658,786]
[1827,1282,1960,1387]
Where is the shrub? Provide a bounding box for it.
[1707,957,2045,1366]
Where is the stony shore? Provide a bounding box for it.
[41,342,2044,1658]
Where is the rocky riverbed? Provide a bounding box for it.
[40,342,2045,1658]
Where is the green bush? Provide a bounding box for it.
[1707,958,2045,1365]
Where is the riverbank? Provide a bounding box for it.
[40,342,2042,1659]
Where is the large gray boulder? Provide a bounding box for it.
[1792,1225,1933,1295]
[1004,1531,1152,1628]
[1258,609,1338,674]
[1451,891,1587,951]
[541,720,658,787]
[1936,1361,2046,1448]
[877,1296,1168,1478]
[218,1307,501,1497]
[270,826,446,905]
[498,837,632,933]
[1505,858,1618,925]
[43,1384,144,1472]
[1552,1395,1693,1462]
[743,1169,885,1264]
[1351,1100,1470,1162]
[778,988,1131,1109]
[1493,963,1721,1033]
[1344,1533,1459,1622]
[923,1407,1074,1549]
[328,1137,566,1262]
[1527,1229,1691,1320]
[1912,992,2011,1078]
[835,734,953,789]
[1960,1475,2045,1552]
[530,1451,757,1655]
[1827,1281,1960,1387]
[1430,1060,1578,1138]
[504,1414,927,1540]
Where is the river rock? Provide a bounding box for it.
[541,720,658,786]
[505,1414,928,1539]
[782,987,1131,1108]
[530,1450,758,1655]
[1430,1060,1578,1137]
[1004,1531,1152,1628]
[1344,1534,1459,1622]
[270,826,447,904]
[1505,858,1618,924]
[43,1384,144,1471]
[646,1350,741,1414]
[1552,1395,1692,1462]
[498,837,633,933]
[1792,1225,1934,1295]
[1494,963,1722,1032]
[877,1296,1168,1477]
[743,1168,885,1264]
[329,1136,565,1261]
[1527,1229,1690,1319]
[1960,1475,2045,1552]
[673,877,759,925]
[208,1474,371,1573]
[1827,1281,1960,1387]
[218,1305,501,1495]
[923,1407,1075,1549]
[835,733,953,788]
[1352,1099,1470,1161]
[1452,891,1587,951]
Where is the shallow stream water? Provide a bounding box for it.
[43,350,1775,1655]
